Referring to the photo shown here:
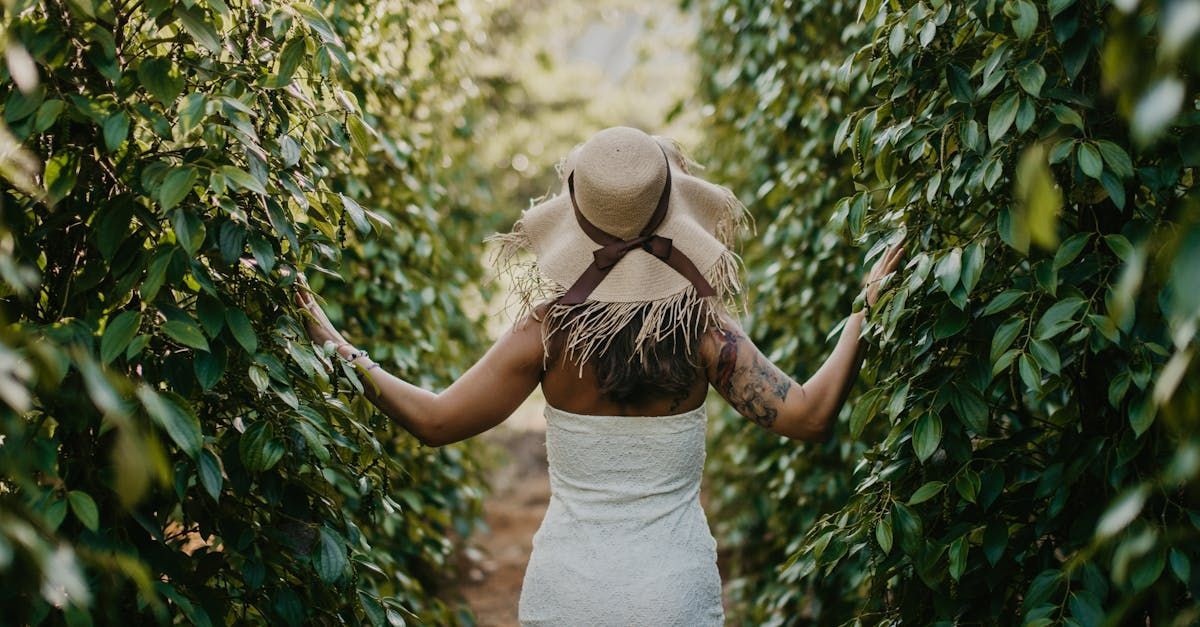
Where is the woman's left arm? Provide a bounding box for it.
[294,285,545,447]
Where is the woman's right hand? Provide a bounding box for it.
[863,238,906,308]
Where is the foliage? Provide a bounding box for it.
[0,0,488,624]
[695,0,1200,624]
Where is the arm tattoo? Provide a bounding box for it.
[712,329,791,428]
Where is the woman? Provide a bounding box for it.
[295,126,905,625]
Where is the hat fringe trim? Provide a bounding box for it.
[541,250,741,372]
[485,224,745,373]
[713,186,755,249]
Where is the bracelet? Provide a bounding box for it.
[335,343,369,363]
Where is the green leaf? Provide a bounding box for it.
[174,7,223,55]
[140,248,174,302]
[949,536,968,581]
[1009,0,1038,40]
[198,448,223,501]
[279,135,302,167]
[990,316,1024,363]
[159,166,198,211]
[276,38,307,85]
[983,289,1024,316]
[137,57,184,104]
[137,387,203,458]
[240,421,285,472]
[67,490,99,531]
[1053,233,1090,270]
[983,520,1008,565]
[892,502,923,555]
[1015,62,1046,96]
[313,528,349,583]
[961,241,985,295]
[1029,338,1061,375]
[162,319,209,351]
[35,99,65,132]
[44,498,68,531]
[225,308,258,354]
[1131,547,1166,591]
[1096,139,1134,178]
[912,414,942,463]
[179,93,207,133]
[933,306,968,339]
[935,247,962,295]
[1103,234,1133,260]
[946,64,973,103]
[908,480,945,505]
[220,165,268,195]
[955,469,981,504]
[1049,0,1076,17]
[1049,103,1084,130]
[194,347,225,390]
[218,221,246,263]
[1130,397,1157,437]
[1170,549,1190,583]
[1077,142,1103,179]
[991,348,1020,378]
[875,514,893,554]
[950,383,989,433]
[1070,591,1105,627]
[1034,297,1086,339]
[170,208,205,255]
[988,91,1020,143]
[888,22,906,56]
[102,112,129,152]
[248,233,276,271]
[196,296,225,337]
[1019,353,1042,392]
[1100,171,1126,209]
[101,310,142,364]
[849,388,883,438]
[339,194,372,234]
[248,364,269,392]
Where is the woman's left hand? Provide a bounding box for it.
[294,275,348,350]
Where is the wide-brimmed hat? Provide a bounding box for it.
[488,126,749,367]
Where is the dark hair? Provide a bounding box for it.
[546,307,706,405]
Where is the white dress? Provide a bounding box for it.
[517,404,724,626]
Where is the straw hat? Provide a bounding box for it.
[488,126,749,366]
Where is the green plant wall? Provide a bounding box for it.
[0,0,488,624]
[694,0,1200,623]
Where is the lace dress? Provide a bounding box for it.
[517,404,724,626]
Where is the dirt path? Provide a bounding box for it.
[453,424,550,627]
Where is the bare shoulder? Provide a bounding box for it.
[497,304,549,373]
[698,309,748,371]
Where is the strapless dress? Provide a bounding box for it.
[517,403,724,626]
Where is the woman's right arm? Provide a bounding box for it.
[702,240,904,442]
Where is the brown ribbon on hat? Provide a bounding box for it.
[558,147,716,306]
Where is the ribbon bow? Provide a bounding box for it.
[558,147,716,306]
[592,234,673,270]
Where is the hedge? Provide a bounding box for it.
[694,0,1200,623]
[0,0,487,624]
